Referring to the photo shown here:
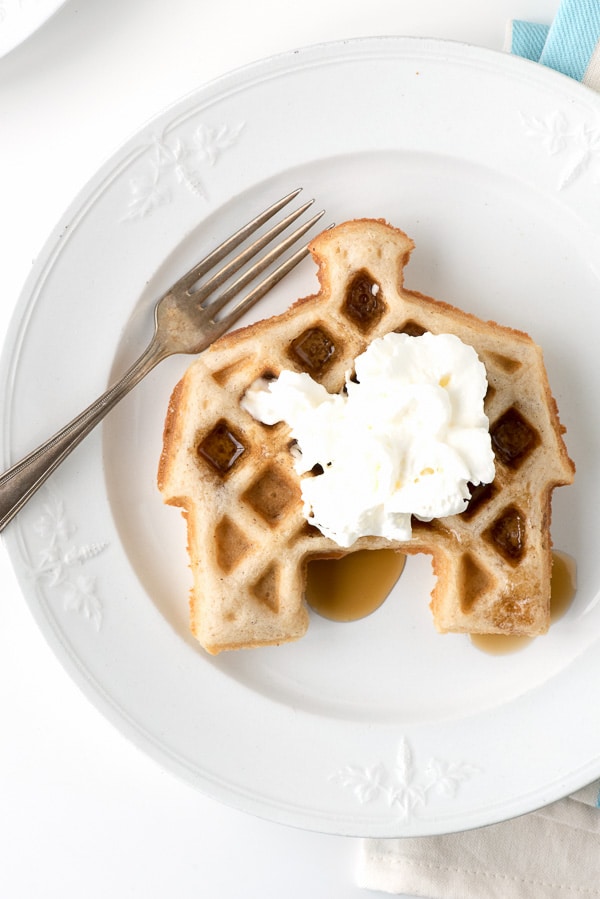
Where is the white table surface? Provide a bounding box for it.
[0,2,562,897]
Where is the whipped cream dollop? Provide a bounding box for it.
[242,331,495,548]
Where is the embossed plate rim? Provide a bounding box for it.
[1,36,599,838]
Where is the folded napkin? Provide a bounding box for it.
[357,2,600,896]
[357,781,600,897]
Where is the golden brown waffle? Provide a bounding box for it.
[158,219,575,653]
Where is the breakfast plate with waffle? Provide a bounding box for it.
[0,36,596,838]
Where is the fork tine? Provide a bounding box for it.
[205,209,326,319]
[209,220,331,336]
[193,198,317,301]
[177,188,304,293]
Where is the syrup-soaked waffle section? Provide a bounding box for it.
[158,219,574,652]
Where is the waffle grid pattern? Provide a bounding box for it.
[159,221,574,652]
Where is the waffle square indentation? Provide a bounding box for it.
[395,320,428,337]
[490,407,540,469]
[459,552,492,612]
[485,505,526,564]
[197,419,245,474]
[289,326,336,375]
[342,270,386,332]
[462,481,499,520]
[251,564,279,612]
[243,466,299,524]
[488,352,522,375]
[215,516,251,573]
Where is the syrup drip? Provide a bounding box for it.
[303,549,576,642]
[470,550,576,655]
[305,549,406,622]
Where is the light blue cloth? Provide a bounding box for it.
[507,0,600,90]
[509,20,549,61]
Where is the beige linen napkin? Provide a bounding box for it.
[357,782,600,897]
[357,3,600,895]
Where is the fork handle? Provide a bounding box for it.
[0,340,166,532]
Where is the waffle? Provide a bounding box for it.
[158,219,575,653]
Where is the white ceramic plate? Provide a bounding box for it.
[1,37,599,838]
[0,0,67,58]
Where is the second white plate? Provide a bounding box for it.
[0,0,67,57]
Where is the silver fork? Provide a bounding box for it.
[0,189,324,531]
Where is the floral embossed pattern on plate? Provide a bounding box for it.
[27,488,108,630]
[332,738,479,824]
[521,109,600,189]
[123,123,245,220]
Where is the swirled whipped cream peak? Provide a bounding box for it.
[242,331,495,548]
